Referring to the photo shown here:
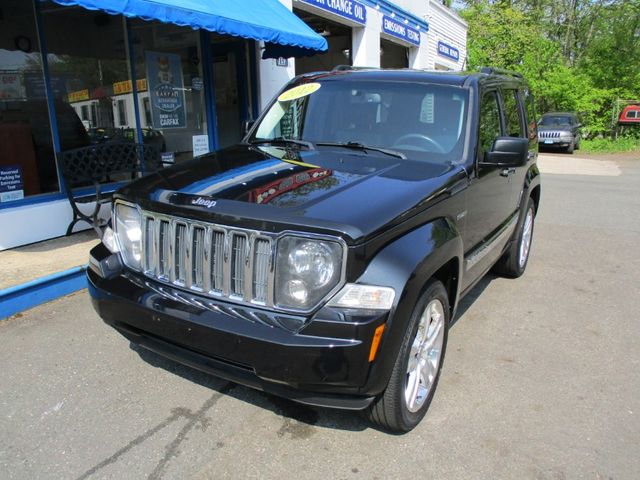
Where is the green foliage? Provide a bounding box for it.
[580,136,640,154]
[459,0,640,137]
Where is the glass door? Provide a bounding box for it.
[212,40,249,149]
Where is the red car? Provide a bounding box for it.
[619,105,640,125]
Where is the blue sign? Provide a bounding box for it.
[145,51,186,129]
[0,165,24,202]
[301,0,366,25]
[437,41,460,62]
[382,16,420,46]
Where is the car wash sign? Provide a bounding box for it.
[437,41,460,62]
[382,15,420,46]
[146,51,186,129]
[301,0,366,25]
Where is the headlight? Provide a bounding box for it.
[114,202,142,271]
[275,236,343,310]
[102,225,119,254]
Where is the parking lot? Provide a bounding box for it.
[1,152,639,479]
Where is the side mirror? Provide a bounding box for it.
[480,137,529,167]
[242,120,255,137]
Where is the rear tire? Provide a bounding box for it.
[365,280,449,433]
[493,197,536,278]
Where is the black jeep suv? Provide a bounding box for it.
[88,67,540,432]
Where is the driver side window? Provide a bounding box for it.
[479,91,501,156]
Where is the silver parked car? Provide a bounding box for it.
[538,112,582,154]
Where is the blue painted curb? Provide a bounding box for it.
[0,266,88,320]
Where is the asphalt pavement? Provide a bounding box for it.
[1,152,639,479]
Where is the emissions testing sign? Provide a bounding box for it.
[0,165,24,202]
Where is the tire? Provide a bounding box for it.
[366,280,449,433]
[566,141,575,154]
[493,197,536,278]
[575,138,580,150]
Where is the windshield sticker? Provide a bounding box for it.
[277,83,321,102]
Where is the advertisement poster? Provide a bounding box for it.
[0,73,22,100]
[145,51,186,129]
[0,165,24,203]
[24,73,67,99]
[192,135,209,157]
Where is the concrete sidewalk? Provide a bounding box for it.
[0,230,98,290]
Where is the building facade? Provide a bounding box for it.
[0,0,467,250]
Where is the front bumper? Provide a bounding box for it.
[539,138,572,147]
[88,245,388,410]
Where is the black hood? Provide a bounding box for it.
[118,144,467,244]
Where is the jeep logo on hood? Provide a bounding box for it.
[191,197,217,208]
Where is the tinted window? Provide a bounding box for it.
[478,91,501,155]
[254,80,469,162]
[502,89,524,137]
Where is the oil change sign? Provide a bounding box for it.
[301,0,366,25]
[0,165,24,202]
[145,51,186,129]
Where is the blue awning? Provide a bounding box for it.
[49,0,328,56]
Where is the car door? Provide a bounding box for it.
[461,88,524,291]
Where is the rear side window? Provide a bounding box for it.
[502,89,524,137]
[479,91,501,155]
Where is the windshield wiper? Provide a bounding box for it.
[249,137,315,150]
[316,141,406,160]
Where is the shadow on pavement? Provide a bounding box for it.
[128,274,495,434]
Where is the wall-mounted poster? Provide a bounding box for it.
[145,51,186,129]
[0,73,22,100]
[0,165,24,203]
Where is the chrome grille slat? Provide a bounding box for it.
[231,234,247,297]
[191,226,205,290]
[211,230,225,293]
[140,212,276,308]
[253,238,271,303]
[174,223,187,285]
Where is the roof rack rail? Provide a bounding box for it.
[479,67,523,78]
[331,65,376,72]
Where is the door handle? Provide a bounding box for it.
[500,167,516,177]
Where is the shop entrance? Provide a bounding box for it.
[380,39,409,69]
[293,9,352,75]
[211,39,251,149]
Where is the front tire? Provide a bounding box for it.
[566,141,575,154]
[366,280,449,433]
[493,197,536,278]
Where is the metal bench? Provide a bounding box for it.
[58,142,160,236]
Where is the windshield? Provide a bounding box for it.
[251,80,469,162]
[539,115,573,126]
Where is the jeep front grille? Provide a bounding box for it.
[141,212,274,306]
[539,131,561,138]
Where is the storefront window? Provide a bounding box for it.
[130,19,208,164]
[39,2,132,158]
[0,0,58,201]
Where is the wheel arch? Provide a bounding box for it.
[529,184,541,214]
[355,218,463,395]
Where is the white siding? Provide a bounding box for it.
[424,0,467,71]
